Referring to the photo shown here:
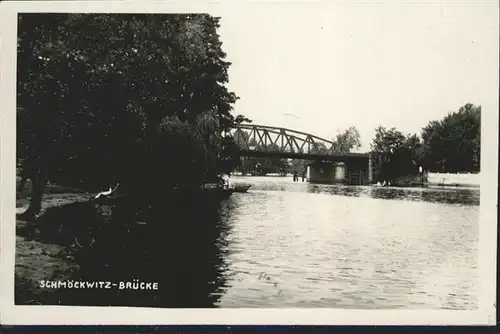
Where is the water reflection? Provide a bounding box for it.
[17,192,234,308]
[367,187,479,206]
[17,176,480,309]
[307,184,365,198]
[216,176,479,309]
[240,176,479,206]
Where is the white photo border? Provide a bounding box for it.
[0,0,497,326]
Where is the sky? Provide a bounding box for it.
[216,1,498,152]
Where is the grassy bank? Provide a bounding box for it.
[15,178,89,304]
[15,177,232,306]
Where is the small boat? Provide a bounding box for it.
[201,183,221,190]
[233,184,251,193]
[201,182,250,194]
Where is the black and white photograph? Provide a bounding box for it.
[0,0,498,326]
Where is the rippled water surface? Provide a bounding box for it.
[19,175,479,309]
[213,176,479,309]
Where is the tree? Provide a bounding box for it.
[234,115,252,125]
[310,142,328,155]
[421,103,481,173]
[332,126,361,153]
[17,14,240,217]
[370,126,422,182]
[232,128,250,148]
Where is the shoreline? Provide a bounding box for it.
[14,176,479,305]
[427,183,480,189]
[15,193,88,305]
[232,173,480,189]
[14,181,233,304]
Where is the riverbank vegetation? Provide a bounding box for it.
[17,13,244,217]
[15,176,230,306]
[371,103,481,184]
[16,13,246,305]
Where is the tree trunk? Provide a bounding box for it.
[21,169,46,219]
[17,176,28,194]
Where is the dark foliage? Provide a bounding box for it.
[370,103,481,182]
[370,127,423,182]
[421,103,481,173]
[17,13,241,211]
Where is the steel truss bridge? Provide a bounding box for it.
[227,124,369,161]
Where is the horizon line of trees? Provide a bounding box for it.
[230,103,481,181]
[371,103,481,183]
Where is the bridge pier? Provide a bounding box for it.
[307,161,346,184]
[368,153,373,184]
[334,162,345,183]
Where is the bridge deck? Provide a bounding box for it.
[239,149,369,161]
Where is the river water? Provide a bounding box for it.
[19,175,480,310]
[212,176,479,309]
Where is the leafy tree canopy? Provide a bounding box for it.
[332,126,361,153]
[17,13,243,215]
[369,102,481,182]
[421,103,480,173]
[370,126,423,182]
[17,13,240,194]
